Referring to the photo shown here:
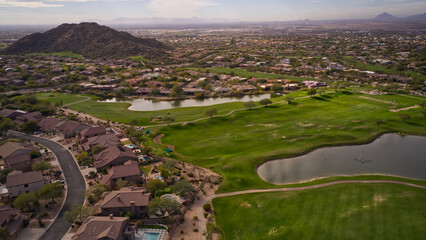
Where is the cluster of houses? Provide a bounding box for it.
[0,107,155,240]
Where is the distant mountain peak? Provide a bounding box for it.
[375,12,397,20]
[2,22,169,60]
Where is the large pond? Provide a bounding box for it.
[100,94,271,111]
[257,134,426,184]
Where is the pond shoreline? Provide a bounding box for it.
[256,132,426,185]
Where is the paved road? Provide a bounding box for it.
[10,132,86,240]
[197,180,426,240]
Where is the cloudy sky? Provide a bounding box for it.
[1,0,425,25]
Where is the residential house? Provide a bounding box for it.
[101,161,143,186]
[0,109,25,120]
[0,142,40,171]
[78,126,106,142]
[55,120,89,138]
[81,134,120,152]
[99,187,149,218]
[0,205,24,240]
[6,170,44,197]
[72,216,136,240]
[37,117,64,133]
[94,146,138,171]
[15,111,43,123]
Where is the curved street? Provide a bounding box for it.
[10,131,86,240]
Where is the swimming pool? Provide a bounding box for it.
[141,232,160,240]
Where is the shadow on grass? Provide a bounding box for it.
[312,96,330,102]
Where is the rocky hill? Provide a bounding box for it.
[1,22,169,59]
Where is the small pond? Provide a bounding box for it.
[100,94,271,111]
[257,134,426,184]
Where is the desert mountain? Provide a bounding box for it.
[1,22,169,59]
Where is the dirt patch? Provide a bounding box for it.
[246,123,276,127]
[150,117,164,123]
[373,193,389,206]
[297,122,314,128]
[239,202,252,208]
[389,105,419,112]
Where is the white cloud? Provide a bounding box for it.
[149,0,216,17]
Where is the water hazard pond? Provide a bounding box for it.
[100,94,271,111]
[257,134,426,184]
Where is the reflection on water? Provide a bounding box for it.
[257,134,426,184]
[99,94,271,111]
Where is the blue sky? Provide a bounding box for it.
[1,0,425,24]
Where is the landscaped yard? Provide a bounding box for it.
[213,183,426,240]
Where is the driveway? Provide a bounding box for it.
[10,132,86,240]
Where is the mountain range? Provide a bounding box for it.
[1,22,169,59]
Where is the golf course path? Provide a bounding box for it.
[196,180,426,240]
[389,105,420,112]
[63,95,91,107]
[152,134,192,159]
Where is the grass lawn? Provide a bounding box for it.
[35,92,292,126]
[157,92,426,192]
[194,67,313,81]
[213,183,426,240]
[28,51,83,59]
[33,92,88,106]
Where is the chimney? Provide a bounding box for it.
[109,214,113,219]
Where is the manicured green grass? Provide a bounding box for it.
[36,92,289,126]
[158,92,426,192]
[32,92,88,106]
[28,51,82,59]
[213,183,426,240]
[368,94,425,107]
[197,67,313,81]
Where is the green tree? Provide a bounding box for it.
[164,116,175,126]
[170,85,184,98]
[204,108,218,118]
[271,83,283,93]
[0,118,15,136]
[130,119,138,127]
[30,150,42,159]
[398,113,410,123]
[90,145,104,155]
[31,161,53,172]
[77,151,91,165]
[116,179,132,189]
[259,98,272,107]
[0,227,10,240]
[13,191,39,212]
[38,183,63,205]
[86,183,110,203]
[243,101,256,109]
[63,204,97,225]
[307,88,317,96]
[147,179,167,196]
[284,95,294,103]
[420,101,426,108]
[148,198,180,218]
[172,180,194,196]
[18,120,38,134]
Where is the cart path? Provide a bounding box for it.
[389,105,420,112]
[196,180,426,240]
[63,95,91,107]
[152,134,192,159]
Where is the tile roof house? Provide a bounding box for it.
[0,109,25,120]
[94,146,138,171]
[6,170,44,197]
[72,216,136,240]
[78,126,106,142]
[0,205,24,240]
[0,142,39,171]
[81,134,121,152]
[15,111,43,123]
[101,161,144,187]
[99,187,149,219]
[37,117,64,132]
[54,120,89,138]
